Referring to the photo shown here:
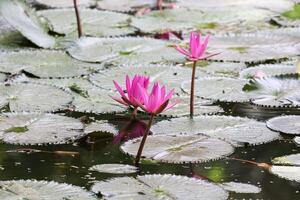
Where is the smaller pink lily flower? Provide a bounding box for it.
[254,71,267,79]
[112,75,150,108]
[175,32,217,61]
[136,82,177,115]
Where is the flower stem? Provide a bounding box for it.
[228,157,271,170]
[134,114,155,166]
[131,107,138,120]
[157,0,163,10]
[73,0,83,38]
[190,61,197,118]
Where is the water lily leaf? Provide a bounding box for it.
[294,136,300,145]
[32,0,94,8]
[151,116,280,146]
[0,179,97,200]
[84,120,118,135]
[162,96,224,117]
[197,62,247,78]
[181,77,249,102]
[90,64,208,94]
[270,166,300,183]
[0,113,85,145]
[240,64,296,79]
[0,73,6,82]
[0,0,56,48]
[272,153,300,166]
[274,4,300,27]
[267,115,300,135]
[0,82,73,112]
[38,9,135,38]
[219,182,261,193]
[247,77,300,107]
[25,77,126,114]
[89,164,137,174]
[67,37,182,64]
[96,0,156,12]
[0,50,102,78]
[92,174,229,200]
[121,134,234,163]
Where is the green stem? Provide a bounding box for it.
[190,61,197,118]
[73,0,83,38]
[135,114,155,166]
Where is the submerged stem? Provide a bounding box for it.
[190,61,197,118]
[131,107,138,120]
[134,114,155,166]
[228,157,271,170]
[73,0,83,38]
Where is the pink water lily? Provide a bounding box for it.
[254,71,267,79]
[112,75,150,108]
[175,32,215,61]
[136,82,177,115]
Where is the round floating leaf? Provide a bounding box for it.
[90,64,208,94]
[0,50,102,77]
[0,113,85,145]
[33,0,93,8]
[294,136,300,145]
[272,153,300,166]
[0,179,97,200]
[0,82,73,112]
[0,73,6,82]
[84,120,118,135]
[267,115,300,135]
[219,182,261,193]
[38,9,135,37]
[151,116,279,146]
[121,134,234,163]
[67,37,182,64]
[270,166,300,183]
[0,0,56,48]
[26,77,126,114]
[92,174,229,200]
[96,0,156,12]
[247,77,300,107]
[240,64,296,79]
[181,77,249,102]
[89,164,137,174]
[274,4,300,27]
[198,62,247,78]
[162,96,224,117]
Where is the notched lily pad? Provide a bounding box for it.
[0,113,85,145]
[97,0,156,12]
[267,115,300,135]
[32,0,93,8]
[0,0,56,48]
[92,174,229,200]
[0,73,6,82]
[0,179,97,200]
[84,120,118,135]
[220,182,261,193]
[272,153,300,166]
[89,164,137,174]
[196,62,246,78]
[38,9,135,37]
[121,134,234,163]
[270,166,300,183]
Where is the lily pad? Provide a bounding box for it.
[0,113,85,145]
[96,0,156,12]
[294,136,300,145]
[0,50,103,78]
[272,153,300,165]
[274,4,300,27]
[197,62,247,78]
[84,120,118,135]
[89,164,137,174]
[0,179,96,200]
[0,0,56,48]
[240,64,296,79]
[32,0,94,8]
[181,77,249,102]
[121,134,234,163]
[267,115,300,135]
[67,37,182,64]
[151,116,279,146]
[0,82,73,112]
[247,77,300,107]
[270,166,300,183]
[220,182,261,193]
[0,73,6,82]
[38,9,135,37]
[92,174,229,200]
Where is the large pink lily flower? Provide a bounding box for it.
[112,75,150,108]
[136,82,177,115]
[175,32,216,61]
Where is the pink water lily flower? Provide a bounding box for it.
[136,82,177,115]
[175,32,216,61]
[112,75,150,108]
[254,71,267,79]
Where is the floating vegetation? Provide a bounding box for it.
[272,153,300,165]
[270,166,300,183]
[84,120,118,135]
[96,0,156,12]
[267,115,300,135]
[219,182,261,193]
[89,164,137,174]
[32,0,93,8]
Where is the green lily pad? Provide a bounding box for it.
[92,174,229,200]
[0,73,6,82]
[196,62,247,78]
[89,164,137,174]
[267,115,300,135]
[219,182,261,193]
[270,166,300,183]
[272,153,300,165]
[84,120,118,135]
[32,0,94,8]
[96,0,156,12]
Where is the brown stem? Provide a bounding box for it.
[135,114,155,166]
[228,157,271,170]
[131,107,138,120]
[157,0,163,10]
[73,0,83,38]
[190,61,197,118]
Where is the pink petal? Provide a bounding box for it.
[126,75,131,98]
[110,96,128,106]
[198,35,209,58]
[164,88,175,102]
[201,52,221,60]
[175,45,191,57]
[163,101,178,112]
[113,80,127,99]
